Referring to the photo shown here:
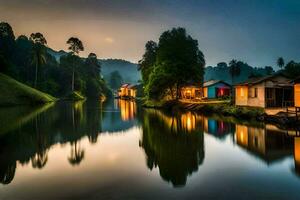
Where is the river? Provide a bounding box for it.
[0,99,300,199]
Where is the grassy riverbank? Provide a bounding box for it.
[144,99,265,119]
[0,73,56,106]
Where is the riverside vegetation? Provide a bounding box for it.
[0,22,110,105]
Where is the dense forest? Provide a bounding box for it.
[0,22,110,99]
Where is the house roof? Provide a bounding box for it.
[235,73,293,87]
[203,80,231,87]
[121,84,130,88]
[121,83,137,89]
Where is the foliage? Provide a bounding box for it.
[277,57,285,69]
[228,59,241,84]
[66,37,84,55]
[0,73,56,106]
[109,70,123,90]
[138,41,157,85]
[0,22,110,100]
[30,32,47,88]
[205,62,274,83]
[284,61,300,78]
[143,27,205,100]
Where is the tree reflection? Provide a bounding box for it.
[68,141,85,166]
[0,162,16,185]
[140,110,204,187]
[31,117,49,169]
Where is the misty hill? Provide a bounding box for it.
[47,48,140,84]
[100,59,140,84]
[47,48,68,61]
[204,62,274,84]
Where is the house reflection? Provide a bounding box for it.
[140,110,204,187]
[235,124,293,164]
[118,100,136,121]
[203,117,234,139]
[293,137,300,176]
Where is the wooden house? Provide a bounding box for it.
[118,84,137,99]
[293,77,300,107]
[203,80,231,99]
[235,74,294,108]
[180,85,202,100]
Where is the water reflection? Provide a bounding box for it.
[140,110,205,187]
[2,99,300,198]
[236,124,293,164]
[118,100,136,121]
[0,100,110,184]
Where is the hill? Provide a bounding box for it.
[205,62,274,84]
[0,73,56,106]
[47,48,140,85]
[100,59,140,84]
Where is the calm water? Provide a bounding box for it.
[1,99,300,199]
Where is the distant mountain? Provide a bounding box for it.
[46,48,140,85]
[47,48,68,62]
[100,59,140,84]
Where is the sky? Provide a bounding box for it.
[0,0,299,68]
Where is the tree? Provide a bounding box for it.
[264,66,274,75]
[109,71,123,90]
[228,59,241,85]
[30,32,47,88]
[138,41,158,85]
[85,53,101,78]
[146,27,205,100]
[0,22,15,59]
[68,141,85,166]
[66,37,84,91]
[277,57,285,70]
[284,61,300,78]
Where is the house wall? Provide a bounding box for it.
[247,83,265,108]
[203,87,208,98]
[235,86,248,106]
[295,84,300,107]
[206,82,231,99]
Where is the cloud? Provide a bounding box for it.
[104,37,114,44]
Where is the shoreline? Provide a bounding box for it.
[143,100,300,129]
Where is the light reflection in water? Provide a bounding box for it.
[118,100,136,121]
[1,100,300,199]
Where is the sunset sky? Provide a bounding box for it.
[1,0,299,67]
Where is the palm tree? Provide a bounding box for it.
[30,33,47,88]
[66,37,84,91]
[277,57,285,70]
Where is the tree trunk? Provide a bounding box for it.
[72,67,75,92]
[176,84,180,100]
[34,62,38,88]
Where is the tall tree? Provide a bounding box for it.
[277,57,285,70]
[146,27,205,100]
[228,59,241,85]
[66,37,84,91]
[138,41,158,85]
[109,71,123,90]
[0,22,15,57]
[30,32,47,88]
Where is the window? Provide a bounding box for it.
[249,88,258,98]
[254,88,258,98]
